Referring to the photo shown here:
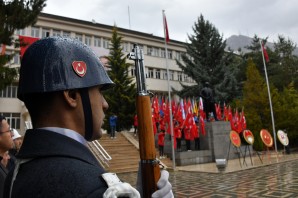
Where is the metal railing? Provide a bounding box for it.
[89,140,112,168]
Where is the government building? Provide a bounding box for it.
[0,13,195,134]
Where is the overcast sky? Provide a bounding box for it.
[43,0,298,44]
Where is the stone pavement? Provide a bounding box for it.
[118,153,298,197]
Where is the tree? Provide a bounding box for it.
[272,35,298,91]
[103,26,136,131]
[0,0,46,91]
[244,34,298,91]
[176,14,238,103]
[241,58,280,150]
[274,82,298,147]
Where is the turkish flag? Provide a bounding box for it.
[262,43,269,62]
[163,11,170,43]
[19,35,39,58]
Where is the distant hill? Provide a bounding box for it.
[225,35,298,55]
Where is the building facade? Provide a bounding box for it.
[0,13,196,134]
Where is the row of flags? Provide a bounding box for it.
[151,96,247,136]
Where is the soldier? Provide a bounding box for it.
[4,37,172,198]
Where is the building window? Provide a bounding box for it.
[167,50,172,59]
[75,34,83,42]
[131,67,136,77]
[177,72,182,81]
[161,49,166,58]
[63,31,70,37]
[15,29,25,36]
[85,36,92,46]
[11,54,20,65]
[155,69,161,79]
[169,70,174,80]
[42,29,50,38]
[122,42,129,52]
[148,68,154,78]
[31,27,40,38]
[184,74,189,82]
[162,70,167,80]
[94,37,101,47]
[103,38,109,49]
[52,30,61,37]
[0,85,18,98]
[147,46,158,56]
[176,51,181,61]
[1,113,21,130]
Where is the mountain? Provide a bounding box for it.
[225,35,298,55]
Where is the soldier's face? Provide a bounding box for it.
[88,86,109,140]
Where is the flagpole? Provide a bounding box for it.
[260,40,277,153]
[163,10,176,169]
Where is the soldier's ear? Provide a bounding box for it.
[63,90,80,108]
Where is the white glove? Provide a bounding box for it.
[103,182,140,198]
[151,170,174,198]
[102,173,140,198]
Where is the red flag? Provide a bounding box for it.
[223,103,228,121]
[163,10,170,43]
[152,114,157,135]
[241,110,247,130]
[262,42,269,63]
[199,115,206,136]
[0,44,6,55]
[19,35,39,58]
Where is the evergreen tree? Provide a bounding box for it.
[272,35,298,90]
[244,34,298,91]
[103,26,136,131]
[0,0,46,91]
[176,14,238,103]
[275,82,298,147]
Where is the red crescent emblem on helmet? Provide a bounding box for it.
[72,61,87,77]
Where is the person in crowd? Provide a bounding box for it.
[133,114,138,137]
[10,129,22,156]
[184,125,192,151]
[109,113,118,139]
[174,121,182,152]
[158,130,165,159]
[6,129,23,172]
[0,116,14,198]
[4,37,173,198]
[200,82,218,121]
[194,120,200,150]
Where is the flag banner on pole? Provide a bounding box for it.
[163,10,170,43]
[19,35,39,58]
[262,42,269,62]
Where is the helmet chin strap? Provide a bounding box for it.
[79,89,93,141]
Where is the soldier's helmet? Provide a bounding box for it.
[18,36,113,100]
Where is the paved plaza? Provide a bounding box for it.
[118,154,298,197]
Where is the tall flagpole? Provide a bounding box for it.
[163,10,176,169]
[260,40,277,153]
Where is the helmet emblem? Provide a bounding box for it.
[72,61,87,77]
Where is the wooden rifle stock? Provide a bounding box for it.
[128,44,160,198]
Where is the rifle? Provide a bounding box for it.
[127,44,161,197]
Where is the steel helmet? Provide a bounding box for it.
[18,36,113,100]
[17,36,114,141]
